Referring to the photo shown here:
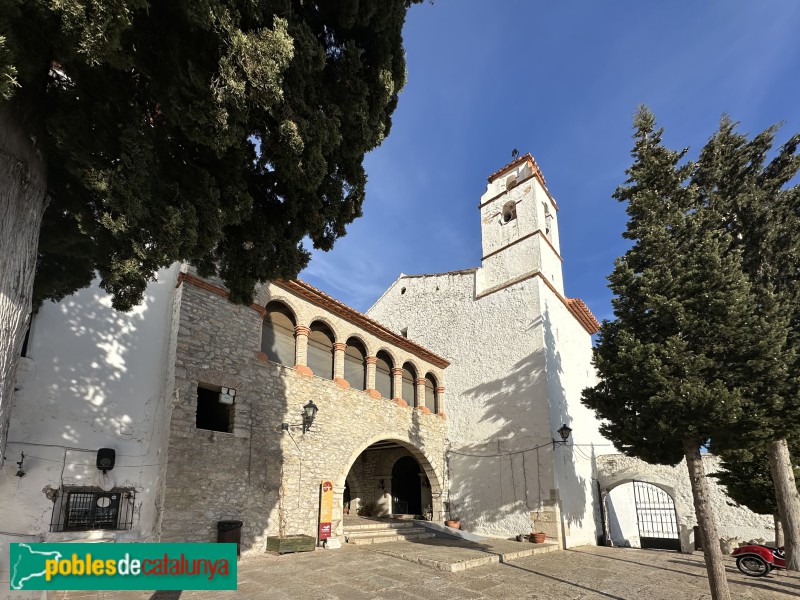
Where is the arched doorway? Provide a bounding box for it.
[605,481,680,551]
[391,456,422,515]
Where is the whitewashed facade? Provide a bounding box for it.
[368,154,612,546]
[0,264,181,596]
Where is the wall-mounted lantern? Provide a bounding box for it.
[552,423,572,449]
[282,400,319,434]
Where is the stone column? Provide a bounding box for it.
[392,367,405,406]
[436,386,446,417]
[294,325,312,377]
[328,483,346,549]
[333,342,348,388]
[415,378,428,412]
[365,356,379,398]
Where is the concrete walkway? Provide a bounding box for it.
[48,545,800,599]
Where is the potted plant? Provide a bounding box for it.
[445,517,460,529]
[357,501,374,517]
[529,532,547,544]
[423,505,433,521]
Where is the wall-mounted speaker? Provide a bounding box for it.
[97,448,116,473]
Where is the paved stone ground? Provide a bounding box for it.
[48,545,800,599]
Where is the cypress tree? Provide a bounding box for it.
[583,107,776,600]
[693,118,800,568]
[0,1,422,462]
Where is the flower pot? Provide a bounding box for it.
[445,519,461,529]
[530,532,547,544]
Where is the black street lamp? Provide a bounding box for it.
[302,400,318,433]
[553,423,572,448]
[282,400,320,434]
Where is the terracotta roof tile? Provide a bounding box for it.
[486,152,558,211]
[565,298,601,335]
[275,279,450,369]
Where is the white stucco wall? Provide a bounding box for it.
[368,160,609,545]
[0,264,180,595]
[369,273,558,538]
[540,282,614,548]
[598,454,775,552]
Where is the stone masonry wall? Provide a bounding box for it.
[160,277,447,554]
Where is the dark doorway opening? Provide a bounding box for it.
[392,456,422,515]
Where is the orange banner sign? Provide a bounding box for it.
[319,480,334,540]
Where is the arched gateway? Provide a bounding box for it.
[337,436,443,525]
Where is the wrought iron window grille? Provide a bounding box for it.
[50,488,136,533]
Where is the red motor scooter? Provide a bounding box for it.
[731,544,786,577]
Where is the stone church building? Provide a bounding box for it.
[0,154,775,592]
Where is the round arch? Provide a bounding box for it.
[335,434,443,496]
[262,296,300,323]
[305,315,342,344]
[372,345,401,368]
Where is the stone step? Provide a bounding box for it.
[344,521,423,532]
[346,532,436,545]
[346,526,430,538]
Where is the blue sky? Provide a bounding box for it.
[300,1,800,322]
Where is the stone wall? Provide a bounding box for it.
[597,454,775,552]
[160,276,447,554]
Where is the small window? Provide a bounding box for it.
[50,488,136,532]
[544,203,553,238]
[501,201,517,224]
[196,384,233,433]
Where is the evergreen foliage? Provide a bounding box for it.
[693,119,800,445]
[582,107,775,464]
[0,0,421,308]
[712,441,800,516]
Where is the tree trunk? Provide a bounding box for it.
[767,438,800,570]
[774,512,784,548]
[683,438,731,600]
[0,105,48,466]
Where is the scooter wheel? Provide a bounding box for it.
[736,555,770,577]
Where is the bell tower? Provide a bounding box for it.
[476,153,564,295]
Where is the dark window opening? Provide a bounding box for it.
[502,201,517,224]
[196,384,233,432]
[50,488,136,532]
